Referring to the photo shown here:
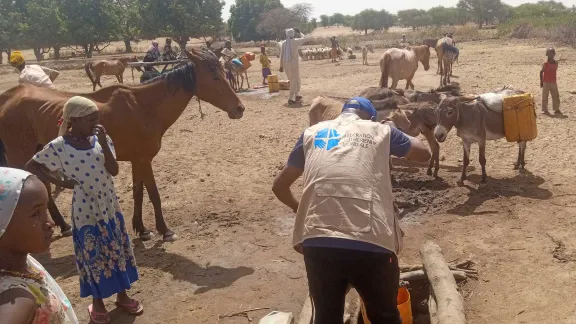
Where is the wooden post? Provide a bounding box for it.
[420,241,466,324]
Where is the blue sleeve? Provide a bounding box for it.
[389,127,412,158]
[287,133,305,169]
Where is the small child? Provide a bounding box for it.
[259,45,272,85]
[540,47,561,115]
[0,167,78,323]
[26,96,142,324]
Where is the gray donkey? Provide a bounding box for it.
[434,88,527,183]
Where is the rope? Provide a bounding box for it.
[196,97,205,120]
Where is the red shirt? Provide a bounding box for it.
[543,62,557,83]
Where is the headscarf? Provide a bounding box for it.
[342,97,377,121]
[57,96,99,136]
[9,51,25,66]
[283,28,295,62]
[0,167,33,239]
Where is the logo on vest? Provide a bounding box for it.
[314,128,341,150]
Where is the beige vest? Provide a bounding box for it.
[293,113,403,254]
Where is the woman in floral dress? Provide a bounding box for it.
[27,96,142,324]
[0,167,78,324]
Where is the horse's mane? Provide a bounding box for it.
[143,63,197,94]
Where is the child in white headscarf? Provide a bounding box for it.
[0,167,79,324]
[26,96,142,324]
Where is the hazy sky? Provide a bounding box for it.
[222,0,576,20]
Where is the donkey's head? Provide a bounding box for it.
[434,94,475,142]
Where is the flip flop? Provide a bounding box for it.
[88,304,111,324]
[115,299,144,315]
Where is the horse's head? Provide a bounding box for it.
[418,45,431,71]
[434,94,475,142]
[185,49,245,119]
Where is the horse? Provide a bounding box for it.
[379,45,431,90]
[0,49,245,242]
[84,56,138,91]
[435,36,454,76]
[434,88,527,183]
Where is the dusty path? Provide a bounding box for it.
[2,39,576,323]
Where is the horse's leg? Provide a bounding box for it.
[406,73,416,90]
[131,161,151,240]
[391,79,399,89]
[515,141,527,170]
[245,71,250,89]
[140,160,177,241]
[460,140,471,183]
[479,140,487,183]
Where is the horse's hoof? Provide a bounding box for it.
[61,227,73,237]
[427,169,433,176]
[163,231,178,242]
[139,231,154,241]
[481,178,487,184]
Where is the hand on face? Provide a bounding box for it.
[92,124,108,144]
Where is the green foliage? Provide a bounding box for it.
[319,14,330,27]
[513,1,568,18]
[351,9,396,34]
[0,0,26,51]
[427,6,459,26]
[457,0,505,27]
[256,3,312,39]
[227,0,283,41]
[330,13,346,26]
[397,9,433,30]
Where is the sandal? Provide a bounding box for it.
[115,299,144,315]
[88,304,111,324]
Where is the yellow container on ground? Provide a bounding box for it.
[503,93,538,142]
[360,287,412,324]
[267,74,278,83]
[268,82,280,93]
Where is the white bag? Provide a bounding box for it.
[258,311,294,324]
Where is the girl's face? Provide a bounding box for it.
[0,177,54,254]
[70,111,99,137]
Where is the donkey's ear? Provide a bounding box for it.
[439,93,448,101]
[458,95,476,103]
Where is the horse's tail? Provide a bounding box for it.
[0,140,6,167]
[84,62,95,86]
[380,53,390,88]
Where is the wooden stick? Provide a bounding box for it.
[218,307,270,319]
[420,241,466,324]
[400,269,467,282]
[429,287,439,324]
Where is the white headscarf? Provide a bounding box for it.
[283,28,295,63]
[58,96,99,136]
[0,167,33,239]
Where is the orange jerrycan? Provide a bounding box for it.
[360,287,413,324]
[503,93,538,142]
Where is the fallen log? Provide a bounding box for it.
[420,241,466,324]
[429,288,439,324]
[400,269,467,282]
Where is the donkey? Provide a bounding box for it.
[362,45,375,65]
[434,89,527,183]
[379,45,431,90]
[386,102,441,177]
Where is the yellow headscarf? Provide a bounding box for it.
[9,51,25,66]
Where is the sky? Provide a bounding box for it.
[221,0,576,20]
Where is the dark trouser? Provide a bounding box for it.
[303,247,401,324]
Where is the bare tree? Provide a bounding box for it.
[257,3,313,39]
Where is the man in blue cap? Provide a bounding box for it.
[272,97,430,324]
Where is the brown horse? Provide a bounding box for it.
[379,45,431,89]
[84,56,138,91]
[0,49,245,241]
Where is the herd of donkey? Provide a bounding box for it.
[0,34,531,239]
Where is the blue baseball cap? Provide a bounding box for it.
[342,97,377,121]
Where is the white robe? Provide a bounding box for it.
[280,35,306,101]
[19,64,55,89]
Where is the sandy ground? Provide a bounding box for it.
[2,38,576,324]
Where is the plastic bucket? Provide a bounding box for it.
[360,287,413,324]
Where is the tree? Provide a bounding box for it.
[310,17,317,30]
[60,0,121,58]
[227,0,283,41]
[331,13,346,26]
[0,0,25,63]
[115,0,142,53]
[140,0,224,52]
[513,1,567,18]
[457,0,505,28]
[428,6,459,26]
[352,9,396,35]
[397,9,433,30]
[319,14,330,27]
[18,0,67,61]
[256,3,312,39]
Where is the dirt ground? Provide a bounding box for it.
[2,38,576,324]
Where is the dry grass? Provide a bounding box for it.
[499,15,576,47]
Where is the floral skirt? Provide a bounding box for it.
[73,212,139,298]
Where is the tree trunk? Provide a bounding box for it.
[4,49,11,63]
[54,46,61,60]
[478,20,483,29]
[0,51,3,65]
[364,29,368,35]
[33,48,43,62]
[83,44,94,58]
[124,39,133,53]
[174,36,189,57]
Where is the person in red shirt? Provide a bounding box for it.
[540,47,561,115]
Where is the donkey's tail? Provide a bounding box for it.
[84,62,95,86]
[379,53,390,88]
